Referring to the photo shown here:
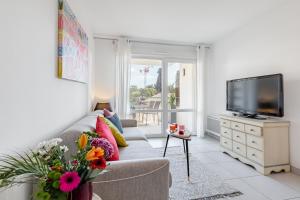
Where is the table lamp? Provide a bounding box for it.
[94,102,112,112]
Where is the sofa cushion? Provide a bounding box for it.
[60,124,94,160]
[96,116,120,161]
[102,117,128,147]
[103,108,113,117]
[119,140,160,160]
[88,110,104,117]
[74,115,97,130]
[106,113,124,134]
[121,119,138,128]
[123,127,147,141]
[103,109,124,133]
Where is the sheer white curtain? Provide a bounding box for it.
[196,45,208,137]
[115,38,131,118]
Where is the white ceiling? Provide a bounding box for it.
[69,0,286,43]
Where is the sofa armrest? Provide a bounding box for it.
[121,119,137,127]
[92,158,170,200]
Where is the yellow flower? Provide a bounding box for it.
[86,146,104,161]
[78,133,88,150]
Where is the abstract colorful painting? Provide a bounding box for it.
[58,0,88,83]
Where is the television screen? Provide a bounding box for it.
[227,74,284,117]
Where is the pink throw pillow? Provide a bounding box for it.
[96,116,119,161]
[103,108,113,117]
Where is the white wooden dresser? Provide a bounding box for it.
[220,114,290,175]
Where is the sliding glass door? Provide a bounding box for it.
[129,58,196,137]
[166,62,196,134]
[129,58,163,136]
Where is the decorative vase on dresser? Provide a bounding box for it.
[220,114,290,175]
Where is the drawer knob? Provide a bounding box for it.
[224,142,227,144]
[250,129,254,131]
[236,147,240,150]
[235,125,239,127]
[224,132,227,134]
[236,135,240,138]
[252,153,256,157]
[251,141,256,144]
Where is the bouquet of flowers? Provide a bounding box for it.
[0,132,113,200]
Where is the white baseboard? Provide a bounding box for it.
[291,166,300,175]
[205,131,220,140]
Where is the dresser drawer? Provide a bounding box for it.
[221,127,232,139]
[233,141,246,157]
[245,124,262,136]
[231,121,245,132]
[232,130,246,144]
[220,119,231,128]
[220,137,232,150]
[247,134,264,151]
[247,147,264,165]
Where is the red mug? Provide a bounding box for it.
[178,125,185,135]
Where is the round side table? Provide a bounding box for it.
[163,129,192,178]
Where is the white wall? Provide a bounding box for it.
[0,0,94,199]
[207,0,300,169]
[94,39,117,108]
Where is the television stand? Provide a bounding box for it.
[220,114,290,175]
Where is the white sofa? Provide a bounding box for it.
[59,111,171,200]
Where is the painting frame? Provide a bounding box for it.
[58,0,89,83]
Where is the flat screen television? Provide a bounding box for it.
[226,74,284,118]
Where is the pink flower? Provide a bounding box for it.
[59,171,81,192]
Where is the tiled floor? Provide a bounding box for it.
[148,136,300,200]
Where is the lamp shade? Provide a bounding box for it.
[94,102,112,112]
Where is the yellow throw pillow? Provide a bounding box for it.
[101,116,128,147]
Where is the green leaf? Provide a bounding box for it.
[52,180,60,189]
[47,171,56,179]
[0,151,49,188]
[53,172,61,180]
[37,179,46,189]
[36,191,51,200]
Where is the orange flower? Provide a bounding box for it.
[78,133,88,150]
[86,146,104,161]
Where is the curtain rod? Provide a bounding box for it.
[94,35,118,41]
[94,37,117,41]
[129,40,198,48]
[94,35,210,48]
